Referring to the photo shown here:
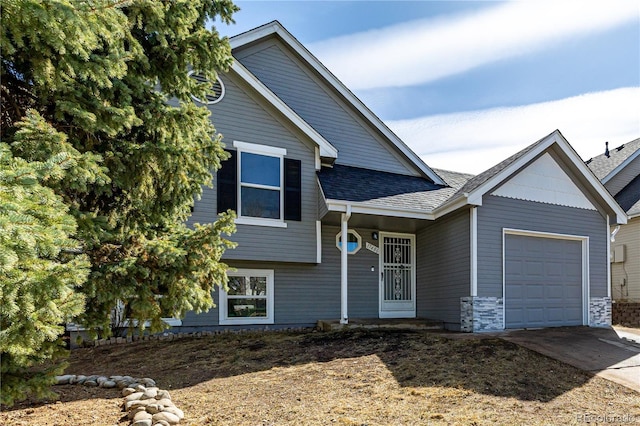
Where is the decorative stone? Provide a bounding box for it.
[55,375,75,385]
[152,412,180,425]
[143,388,158,399]
[155,390,171,400]
[141,378,156,387]
[146,403,162,414]
[97,376,108,385]
[129,406,147,420]
[133,411,153,422]
[101,380,117,388]
[125,392,144,402]
[74,375,87,384]
[132,419,152,426]
[126,398,156,411]
[155,398,174,408]
[135,384,147,392]
[162,406,184,420]
[153,421,170,426]
[122,387,137,397]
[84,380,98,387]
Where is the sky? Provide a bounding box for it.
[215,1,640,174]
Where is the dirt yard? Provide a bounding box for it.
[2,329,639,425]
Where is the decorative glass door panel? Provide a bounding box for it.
[379,233,416,318]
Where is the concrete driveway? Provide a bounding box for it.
[499,326,640,392]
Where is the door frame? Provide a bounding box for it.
[379,232,417,319]
[502,228,589,329]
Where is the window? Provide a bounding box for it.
[216,141,302,227]
[220,269,274,325]
[336,230,362,254]
[234,141,287,227]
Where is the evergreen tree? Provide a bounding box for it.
[1,0,238,403]
[0,112,90,405]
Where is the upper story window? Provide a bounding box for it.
[216,141,302,228]
[235,141,286,227]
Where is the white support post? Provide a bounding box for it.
[340,205,352,324]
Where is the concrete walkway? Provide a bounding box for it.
[499,326,640,392]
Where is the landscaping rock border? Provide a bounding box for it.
[55,375,183,426]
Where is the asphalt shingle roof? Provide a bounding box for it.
[317,164,468,213]
[586,138,640,180]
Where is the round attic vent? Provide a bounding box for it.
[188,71,225,105]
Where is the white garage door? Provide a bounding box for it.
[505,233,584,329]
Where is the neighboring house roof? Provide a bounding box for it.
[318,165,453,217]
[615,174,640,218]
[586,138,640,183]
[438,130,628,224]
[229,21,445,186]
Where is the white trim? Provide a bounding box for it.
[470,207,478,297]
[230,22,444,185]
[502,228,590,329]
[316,221,322,263]
[601,147,640,184]
[336,229,362,255]
[234,217,287,228]
[435,130,628,224]
[233,140,286,157]
[606,215,611,299]
[230,60,338,159]
[187,70,225,105]
[234,141,286,225]
[220,269,274,325]
[340,206,352,324]
[378,232,417,319]
[314,146,321,171]
[325,199,435,220]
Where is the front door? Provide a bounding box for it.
[379,233,416,318]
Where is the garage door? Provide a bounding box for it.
[505,234,584,329]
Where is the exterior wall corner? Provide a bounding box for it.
[460,296,504,332]
[589,297,612,327]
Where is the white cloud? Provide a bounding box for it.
[386,87,640,174]
[309,1,639,90]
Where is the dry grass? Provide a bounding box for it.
[2,329,639,425]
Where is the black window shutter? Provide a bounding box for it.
[284,158,302,221]
[217,150,237,214]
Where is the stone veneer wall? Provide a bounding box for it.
[589,297,612,327]
[612,301,640,327]
[460,297,504,332]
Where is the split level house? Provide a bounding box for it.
[587,139,640,302]
[177,21,627,333]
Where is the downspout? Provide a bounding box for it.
[609,220,619,300]
[340,204,352,324]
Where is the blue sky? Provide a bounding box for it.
[215,1,640,174]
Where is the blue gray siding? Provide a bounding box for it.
[416,209,470,329]
[180,224,382,329]
[234,40,418,176]
[477,195,608,298]
[187,75,318,263]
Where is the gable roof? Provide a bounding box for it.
[437,130,627,224]
[228,57,338,160]
[586,138,640,183]
[229,21,445,186]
